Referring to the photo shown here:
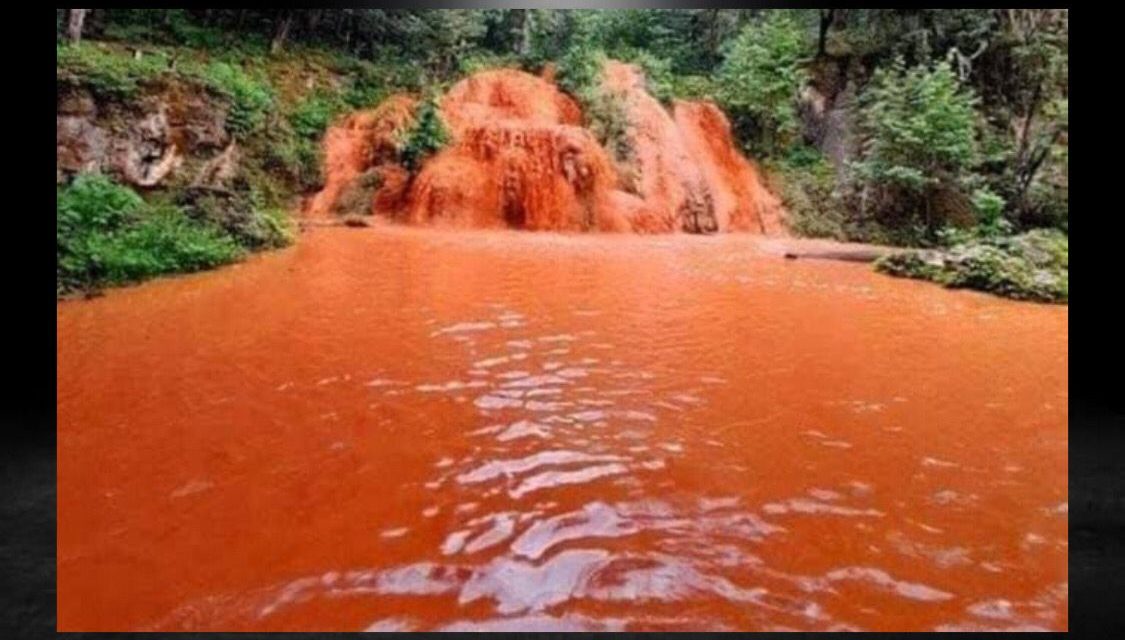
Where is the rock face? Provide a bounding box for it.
[797,57,860,182]
[306,63,788,235]
[56,85,231,188]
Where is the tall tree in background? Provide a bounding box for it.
[270,10,295,54]
[67,9,89,45]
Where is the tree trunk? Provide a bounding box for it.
[307,9,324,39]
[818,9,835,57]
[67,9,88,45]
[270,11,295,55]
[517,10,533,57]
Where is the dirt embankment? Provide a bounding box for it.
[306,63,788,235]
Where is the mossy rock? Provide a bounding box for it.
[874,230,1068,303]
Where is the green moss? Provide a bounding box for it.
[875,229,1068,303]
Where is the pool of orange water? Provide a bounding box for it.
[57,226,1067,631]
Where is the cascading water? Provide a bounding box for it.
[306,62,787,235]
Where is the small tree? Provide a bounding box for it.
[851,57,979,234]
[716,12,808,156]
[398,95,451,173]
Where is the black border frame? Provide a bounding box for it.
[23,2,1106,636]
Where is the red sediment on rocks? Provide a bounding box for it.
[408,124,631,232]
[306,63,786,235]
[438,69,582,139]
[673,100,787,235]
[304,95,416,218]
[371,165,411,215]
[599,61,716,233]
[407,69,629,232]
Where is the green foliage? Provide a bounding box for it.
[849,58,982,237]
[176,186,293,250]
[716,12,809,156]
[262,132,322,191]
[557,46,608,102]
[181,61,275,136]
[970,187,1011,236]
[458,51,524,76]
[610,47,676,103]
[57,175,243,293]
[584,88,638,191]
[56,173,144,232]
[56,41,275,137]
[398,95,451,173]
[668,74,716,101]
[334,57,423,108]
[290,91,346,140]
[56,42,169,97]
[765,150,849,240]
[875,229,1067,303]
[79,206,243,285]
[852,58,978,194]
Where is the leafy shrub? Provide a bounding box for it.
[557,47,608,101]
[970,187,1011,237]
[398,95,451,172]
[265,133,322,190]
[612,47,676,103]
[584,88,638,192]
[875,229,1067,302]
[80,206,243,285]
[334,57,421,108]
[668,75,716,101]
[57,175,243,293]
[765,151,849,240]
[716,12,808,156]
[290,91,346,140]
[176,185,293,250]
[182,61,275,136]
[165,12,227,50]
[56,173,144,232]
[56,43,169,98]
[458,51,523,75]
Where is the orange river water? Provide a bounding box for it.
[57,226,1068,631]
